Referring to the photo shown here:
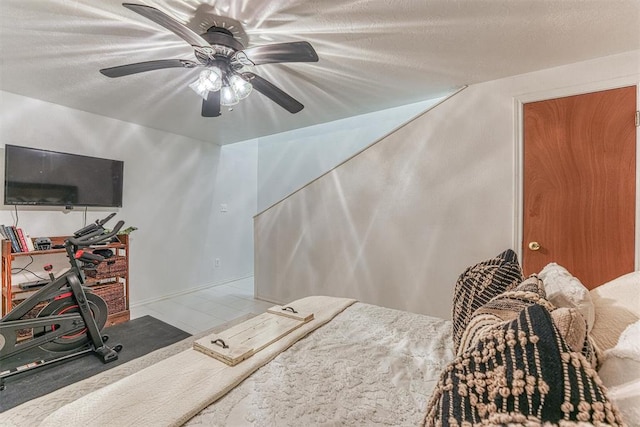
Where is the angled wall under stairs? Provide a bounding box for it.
[253,50,640,320]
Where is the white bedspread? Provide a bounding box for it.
[31,297,454,426]
[187,302,454,426]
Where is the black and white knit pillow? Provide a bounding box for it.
[451,249,524,353]
[425,304,624,426]
[457,274,550,355]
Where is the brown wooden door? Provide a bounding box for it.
[523,86,636,289]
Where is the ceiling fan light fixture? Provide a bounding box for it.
[229,74,253,100]
[189,67,222,99]
[220,85,240,106]
[188,80,209,99]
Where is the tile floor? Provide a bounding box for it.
[129,276,273,334]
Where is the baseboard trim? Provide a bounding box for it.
[130,273,254,308]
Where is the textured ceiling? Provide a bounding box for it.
[1,0,639,145]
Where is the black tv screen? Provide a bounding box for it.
[4,145,124,207]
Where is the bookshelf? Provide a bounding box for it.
[1,235,130,327]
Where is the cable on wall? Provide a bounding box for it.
[13,205,19,227]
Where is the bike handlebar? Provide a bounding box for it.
[97,212,116,226]
[66,220,125,248]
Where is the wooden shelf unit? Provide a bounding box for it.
[1,234,130,327]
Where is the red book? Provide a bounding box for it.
[15,227,29,252]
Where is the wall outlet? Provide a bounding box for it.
[215,258,221,267]
[220,203,228,213]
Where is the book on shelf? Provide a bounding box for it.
[15,227,30,252]
[2,225,22,253]
[0,225,11,249]
[1,225,36,253]
[24,232,35,252]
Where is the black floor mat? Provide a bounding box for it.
[0,315,190,412]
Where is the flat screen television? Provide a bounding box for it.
[4,144,124,208]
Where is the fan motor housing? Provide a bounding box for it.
[201,27,244,52]
[195,27,244,65]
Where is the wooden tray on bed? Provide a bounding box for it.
[193,305,314,366]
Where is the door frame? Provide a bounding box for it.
[513,77,640,275]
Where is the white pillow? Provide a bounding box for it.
[538,263,595,331]
[590,271,640,352]
[598,320,640,426]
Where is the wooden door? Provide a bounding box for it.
[523,86,636,289]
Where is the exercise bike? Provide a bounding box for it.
[0,213,125,390]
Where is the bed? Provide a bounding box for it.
[1,250,638,427]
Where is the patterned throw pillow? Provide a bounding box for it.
[424,304,624,427]
[452,249,524,353]
[459,274,599,367]
[457,275,550,355]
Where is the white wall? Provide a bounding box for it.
[0,91,257,306]
[254,50,640,320]
[0,90,446,310]
[256,98,446,212]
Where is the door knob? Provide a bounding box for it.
[528,241,541,251]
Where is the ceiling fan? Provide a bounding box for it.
[100,3,319,117]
